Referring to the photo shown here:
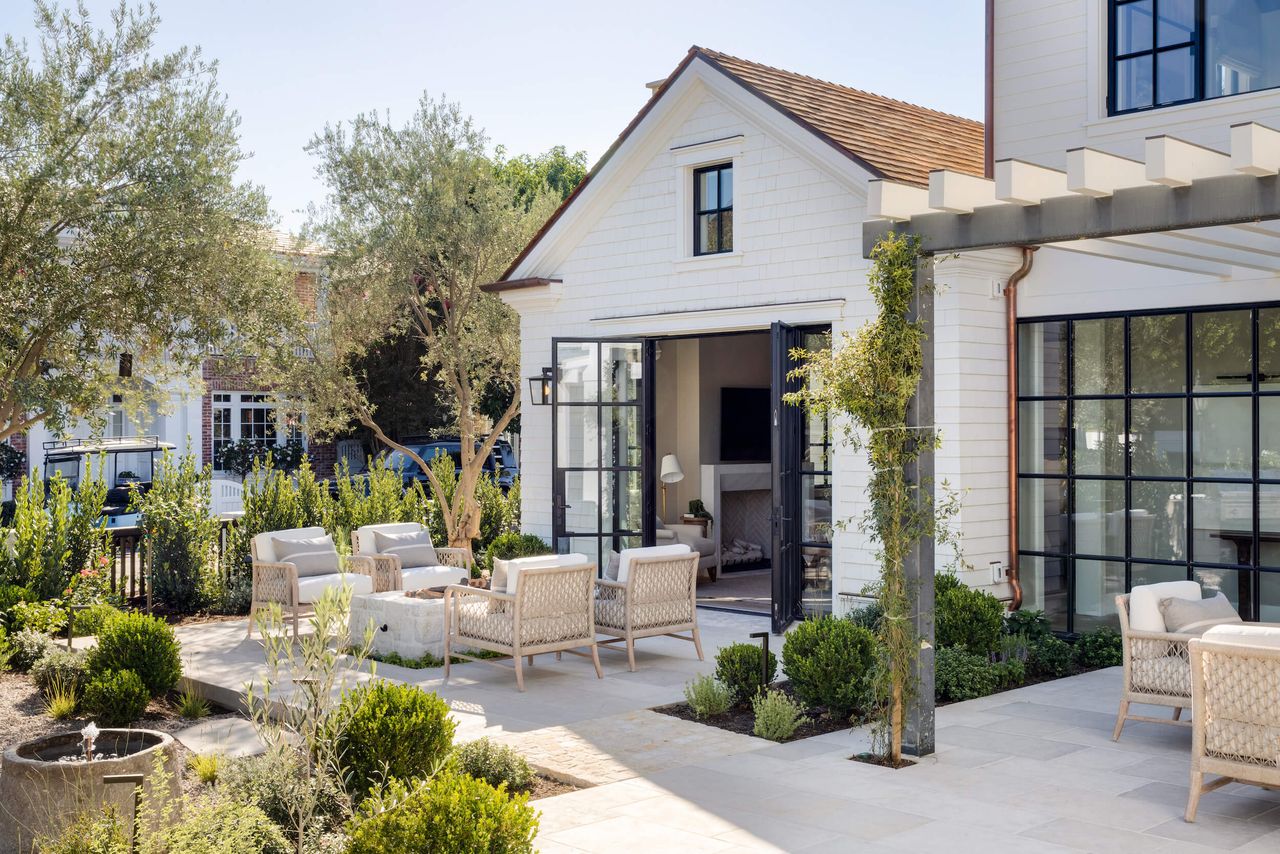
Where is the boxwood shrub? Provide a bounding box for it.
[336,681,456,803]
[781,616,876,718]
[935,646,1000,703]
[714,642,777,703]
[1075,626,1123,669]
[87,611,182,697]
[82,669,149,726]
[936,585,1005,656]
[1025,635,1075,679]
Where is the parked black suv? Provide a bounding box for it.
[388,441,515,491]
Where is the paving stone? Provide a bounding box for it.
[173,717,265,757]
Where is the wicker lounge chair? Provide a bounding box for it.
[350,522,473,593]
[249,526,376,638]
[1185,625,1280,822]
[443,556,601,691]
[595,545,703,672]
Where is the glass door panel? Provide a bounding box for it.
[552,339,650,574]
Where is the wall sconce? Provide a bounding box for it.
[528,368,553,406]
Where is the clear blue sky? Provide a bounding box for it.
[3,1,985,231]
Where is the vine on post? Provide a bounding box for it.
[785,232,958,766]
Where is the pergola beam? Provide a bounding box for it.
[863,172,1280,258]
[1051,238,1232,279]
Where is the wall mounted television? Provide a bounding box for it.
[720,387,770,462]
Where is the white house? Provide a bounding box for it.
[485,46,1003,631]
[860,0,1280,634]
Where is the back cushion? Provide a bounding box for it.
[1160,592,1241,635]
[1129,580,1202,632]
[503,553,589,595]
[271,535,340,577]
[373,529,438,568]
[616,544,692,584]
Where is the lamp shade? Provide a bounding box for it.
[659,454,684,484]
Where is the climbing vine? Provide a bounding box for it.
[785,231,959,765]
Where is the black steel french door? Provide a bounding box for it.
[551,339,655,572]
[772,322,805,633]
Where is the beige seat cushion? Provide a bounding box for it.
[402,565,467,592]
[1129,580,1201,632]
[1202,623,1280,650]
[296,572,373,603]
[271,534,341,577]
[1160,592,1241,635]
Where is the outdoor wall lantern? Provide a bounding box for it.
[528,368,553,406]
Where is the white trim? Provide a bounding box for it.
[589,297,845,337]
[673,136,745,261]
[210,391,300,472]
[671,250,744,271]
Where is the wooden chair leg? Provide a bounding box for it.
[555,651,562,661]
[246,602,256,638]
[1112,699,1130,742]
[625,637,636,672]
[443,635,452,683]
[1173,707,1183,721]
[692,624,704,661]
[515,654,525,692]
[590,643,603,679]
[1185,770,1204,822]
[527,655,534,667]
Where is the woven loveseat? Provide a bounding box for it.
[595,545,703,671]
[248,527,376,638]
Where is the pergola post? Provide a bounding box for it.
[903,254,936,757]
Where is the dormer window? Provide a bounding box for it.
[693,163,733,255]
[1108,0,1280,115]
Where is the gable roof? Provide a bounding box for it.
[491,46,983,284]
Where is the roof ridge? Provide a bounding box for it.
[691,45,982,128]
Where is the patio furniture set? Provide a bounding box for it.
[248,523,703,691]
[1113,581,1280,823]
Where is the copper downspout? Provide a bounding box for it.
[1006,246,1037,610]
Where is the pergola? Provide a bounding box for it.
[862,123,1280,756]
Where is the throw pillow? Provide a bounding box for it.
[271,535,340,577]
[373,529,438,567]
[1160,592,1242,635]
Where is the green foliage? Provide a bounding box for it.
[162,796,290,854]
[845,599,884,633]
[0,443,25,481]
[682,674,733,719]
[0,583,33,627]
[484,533,551,570]
[454,738,535,794]
[132,453,220,613]
[220,746,347,837]
[82,669,149,726]
[782,617,877,718]
[189,752,223,785]
[87,611,182,697]
[72,603,124,638]
[38,806,129,854]
[347,773,538,854]
[0,473,110,599]
[0,2,296,444]
[43,674,80,720]
[368,649,445,669]
[936,585,1005,656]
[751,689,807,742]
[495,144,589,210]
[9,627,57,672]
[1025,635,1075,679]
[1004,608,1052,641]
[10,599,68,634]
[714,642,777,703]
[785,233,959,763]
[990,658,1026,690]
[935,572,964,597]
[32,648,88,697]
[336,681,457,803]
[1075,627,1123,669]
[934,647,1000,703]
[217,438,305,479]
[176,686,211,720]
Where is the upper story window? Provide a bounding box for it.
[693,163,733,255]
[1109,0,1280,115]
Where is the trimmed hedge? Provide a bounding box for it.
[336,682,456,803]
[87,611,182,697]
[781,617,876,718]
[714,642,777,703]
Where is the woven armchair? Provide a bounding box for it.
[249,527,375,639]
[1185,628,1280,822]
[350,522,474,593]
[1113,592,1195,739]
[443,562,602,691]
[595,549,703,672]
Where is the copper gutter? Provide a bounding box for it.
[1006,246,1037,610]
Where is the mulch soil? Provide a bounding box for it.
[652,680,854,743]
[528,774,580,800]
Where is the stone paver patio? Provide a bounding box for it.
[177,609,1280,853]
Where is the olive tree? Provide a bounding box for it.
[0,2,298,442]
[287,95,558,548]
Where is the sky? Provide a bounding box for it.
[2,0,985,232]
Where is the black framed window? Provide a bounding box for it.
[1018,303,1280,633]
[693,163,733,255]
[1109,1,1280,115]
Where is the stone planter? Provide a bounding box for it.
[0,729,181,854]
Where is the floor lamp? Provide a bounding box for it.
[660,454,684,518]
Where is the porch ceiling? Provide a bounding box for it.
[862,123,1280,278]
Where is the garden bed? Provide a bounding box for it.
[529,774,579,800]
[652,680,853,743]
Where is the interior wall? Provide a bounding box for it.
[653,332,771,523]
